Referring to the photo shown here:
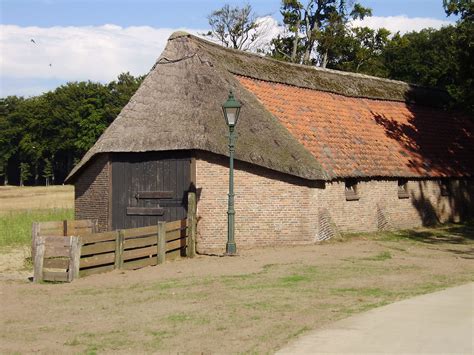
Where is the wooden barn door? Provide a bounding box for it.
[111,152,191,230]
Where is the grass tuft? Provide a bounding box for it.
[362,251,392,261]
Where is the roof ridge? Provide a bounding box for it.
[168,31,445,94]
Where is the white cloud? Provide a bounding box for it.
[0,24,204,96]
[0,15,455,96]
[352,15,453,34]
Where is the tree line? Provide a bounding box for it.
[1,0,472,186]
[0,73,144,186]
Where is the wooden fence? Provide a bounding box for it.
[32,219,98,259]
[79,219,190,277]
[33,192,197,283]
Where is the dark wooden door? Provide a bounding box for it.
[111,151,191,230]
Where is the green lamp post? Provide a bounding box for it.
[222,90,242,255]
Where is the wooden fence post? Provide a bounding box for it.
[187,192,197,257]
[33,236,45,283]
[157,222,166,264]
[31,222,39,261]
[68,236,81,281]
[114,230,124,269]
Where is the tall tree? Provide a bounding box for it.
[272,0,372,66]
[204,4,262,51]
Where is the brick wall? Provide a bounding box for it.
[316,179,474,233]
[195,152,321,254]
[74,154,110,231]
[195,152,474,254]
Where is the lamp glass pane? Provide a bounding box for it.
[225,107,238,125]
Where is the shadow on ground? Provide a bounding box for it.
[401,222,474,259]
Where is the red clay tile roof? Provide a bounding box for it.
[237,75,474,178]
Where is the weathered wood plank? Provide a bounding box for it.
[135,191,173,199]
[81,241,116,255]
[122,225,156,239]
[80,252,115,268]
[68,227,94,235]
[187,191,196,258]
[122,257,157,270]
[122,246,156,261]
[43,271,69,282]
[81,231,118,244]
[33,236,45,283]
[38,228,64,235]
[43,258,69,269]
[124,236,157,249]
[80,264,115,277]
[68,220,95,228]
[44,245,70,258]
[165,219,186,232]
[166,237,187,252]
[157,222,166,264]
[69,236,81,281]
[126,207,164,216]
[115,230,124,269]
[165,228,186,242]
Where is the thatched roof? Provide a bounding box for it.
[67,32,471,182]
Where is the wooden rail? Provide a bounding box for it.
[33,192,198,282]
[79,218,189,277]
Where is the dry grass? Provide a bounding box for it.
[1,223,473,354]
[0,186,74,247]
[0,185,74,214]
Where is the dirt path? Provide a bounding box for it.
[1,229,473,354]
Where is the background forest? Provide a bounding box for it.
[0,0,472,186]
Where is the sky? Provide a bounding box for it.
[0,0,456,97]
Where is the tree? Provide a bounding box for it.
[443,0,474,20]
[43,158,53,186]
[272,0,372,66]
[19,162,31,186]
[0,72,144,185]
[204,4,262,51]
[327,26,390,76]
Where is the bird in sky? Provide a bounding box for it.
[30,39,36,44]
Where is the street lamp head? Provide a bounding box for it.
[222,90,242,127]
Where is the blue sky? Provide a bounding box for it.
[0,0,456,97]
[2,0,452,27]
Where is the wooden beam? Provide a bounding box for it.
[157,222,166,264]
[187,192,197,257]
[115,230,124,269]
[33,236,45,283]
[69,236,81,281]
[135,191,173,199]
[126,207,164,216]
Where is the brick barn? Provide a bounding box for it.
[66,32,474,254]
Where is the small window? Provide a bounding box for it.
[440,180,450,196]
[398,179,409,199]
[345,179,359,201]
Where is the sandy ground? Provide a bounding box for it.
[0,185,74,213]
[1,229,473,354]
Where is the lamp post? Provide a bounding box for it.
[222,90,242,255]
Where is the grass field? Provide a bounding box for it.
[0,185,74,214]
[0,186,74,247]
